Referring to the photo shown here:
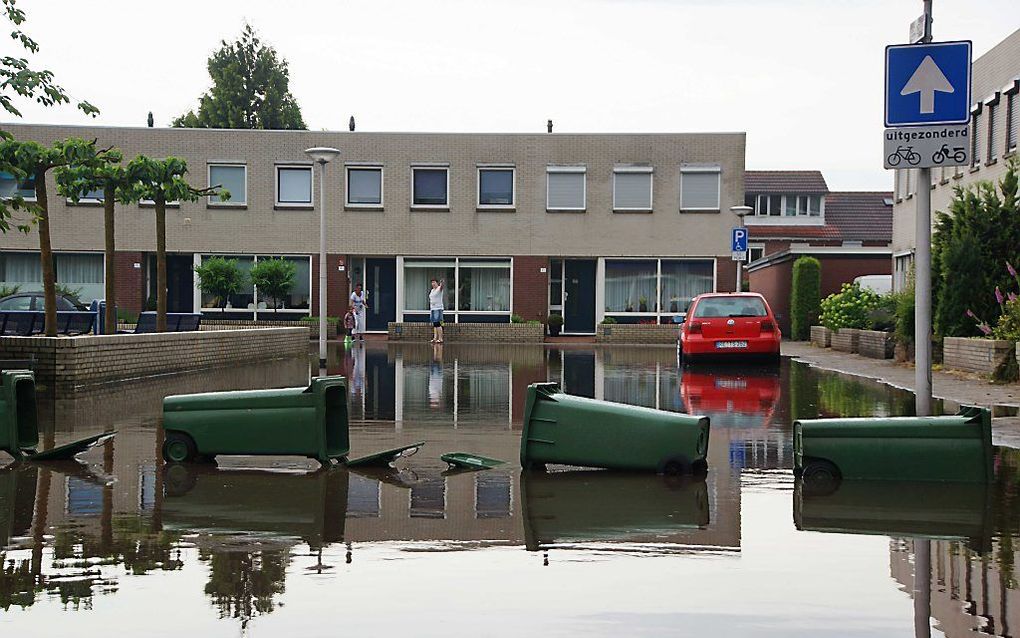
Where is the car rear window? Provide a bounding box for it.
[693,297,767,318]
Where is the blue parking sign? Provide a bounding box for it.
[731,228,747,252]
[885,41,971,127]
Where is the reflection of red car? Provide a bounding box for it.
[679,293,781,362]
[680,368,781,426]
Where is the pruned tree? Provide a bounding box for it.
[249,258,295,316]
[0,138,115,336]
[1,0,97,121]
[56,147,131,334]
[123,157,228,331]
[173,25,305,130]
[194,257,246,310]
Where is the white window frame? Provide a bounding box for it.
[679,165,721,212]
[207,162,247,206]
[596,256,718,325]
[476,165,516,210]
[397,256,514,322]
[0,172,37,202]
[345,164,384,208]
[411,164,450,209]
[192,253,313,319]
[746,243,765,265]
[612,166,654,212]
[275,163,314,207]
[546,165,587,212]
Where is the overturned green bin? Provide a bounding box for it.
[794,406,993,483]
[0,370,38,460]
[162,376,350,465]
[521,382,710,474]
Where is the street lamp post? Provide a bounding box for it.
[730,205,753,293]
[305,146,341,370]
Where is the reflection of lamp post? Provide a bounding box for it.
[305,146,341,369]
[730,205,753,293]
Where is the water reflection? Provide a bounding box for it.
[0,344,1018,635]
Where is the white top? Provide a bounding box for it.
[428,286,444,310]
[350,290,367,311]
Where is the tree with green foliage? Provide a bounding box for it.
[0,138,115,335]
[790,256,821,340]
[933,159,1020,337]
[1,0,97,121]
[123,157,228,331]
[173,25,305,130]
[56,148,132,334]
[194,257,246,310]
[249,258,295,316]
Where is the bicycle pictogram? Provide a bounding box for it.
[931,144,967,164]
[886,145,921,167]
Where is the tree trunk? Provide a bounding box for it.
[103,183,116,334]
[155,194,167,332]
[36,168,57,337]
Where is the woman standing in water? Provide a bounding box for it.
[429,278,444,344]
[349,282,368,342]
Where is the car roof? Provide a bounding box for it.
[692,292,766,300]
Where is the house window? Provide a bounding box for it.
[0,171,36,200]
[55,253,104,303]
[458,260,511,312]
[659,260,714,316]
[971,110,981,168]
[412,167,449,207]
[546,167,586,211]
[402,257,512,322]
[276,165,312,205]
[601,258,714,321]
[987,98,999,163]
[605,260,657,313]
[680,167,721,211]
[613,167,653,211]
[549,259,563,310]
[209,164,246,205]
[1008,90,1019,152]
[196,254,311,316]
[346,166,383,206]
[746,245,765,264]
[477,167,515,208]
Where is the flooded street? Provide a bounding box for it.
[2,344,1019,637]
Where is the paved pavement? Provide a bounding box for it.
[782,341,1020,447]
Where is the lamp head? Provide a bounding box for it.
[729,205,753,219]
[305,147,341,164]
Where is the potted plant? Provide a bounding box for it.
[669,296,680,313]
[639,295,648,313]
[546,314,564,336]
[249,257,296,317]
[194,256,246,310]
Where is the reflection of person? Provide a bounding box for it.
[351,339,365,395]
[429,278,444,344]
[429,343,443,407]
[350,283,368,342]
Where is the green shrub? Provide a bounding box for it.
[546,314,563,328]
[867,293,898,332]
[0,284,21,298]
[994,298,1020,341]
[525,319,541,325]
[194,257,246,309]
[510,314,524,323]
[249,258,296,315]
[790,256,821,340]
[54,283,84,302]
[600,317,618,324]
[895,287,915,344]
[819,282,880,331]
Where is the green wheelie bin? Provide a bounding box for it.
[794,406,993,483]
[521,382,710,473]
[0,369,39,460]
[162,375,350,465]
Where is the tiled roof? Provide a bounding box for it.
[824,191,893,243]
[745,170,829,194]
[747,225,842,240]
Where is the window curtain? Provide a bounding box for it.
[660,260,714,314]
[605,260,657,313]
[55,254,104,302]
[2,252,42,289]
[404,264,453,311]
[460,263,510,311]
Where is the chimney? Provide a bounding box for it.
[349,116,356,132]
[547,119,553,133]
[147,112,154,128]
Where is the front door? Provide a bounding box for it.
[563,259,596,333]
[364,258,396,331]
[149,254,194,313]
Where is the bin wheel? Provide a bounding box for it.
[801,459,841,482]
[658,456,691,476]
[163,432,198,464]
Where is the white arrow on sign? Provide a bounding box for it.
[900,55,954,114]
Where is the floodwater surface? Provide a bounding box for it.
[0,343,1018,637]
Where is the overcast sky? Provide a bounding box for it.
[7,0,1019,190]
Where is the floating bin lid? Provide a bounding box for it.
[346,442,424,468]
[440,452,505,470]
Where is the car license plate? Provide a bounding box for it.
[715,341,748,349]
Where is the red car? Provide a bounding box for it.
[679,293,781,363]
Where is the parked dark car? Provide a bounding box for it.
[0,292,88,311]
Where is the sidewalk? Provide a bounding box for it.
[782,341,1020,447]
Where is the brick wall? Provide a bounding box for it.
[388,322,544,343]
[810,325,832,348]
[0,327,309,393]
[114,251,145,313]
[830,328,860,353]
[858,329,894,359]
[715,256,737,293]
[512,256,548,322]
[749,259,794,333]
[943,337,1016,376]
[596,324,678,344]
[200,319,337,339]
[311,253,348,318]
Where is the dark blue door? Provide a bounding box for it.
[365,258,396,331]
[563,259,596,333]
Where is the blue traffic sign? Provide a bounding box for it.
[731,227,747,252]
[885,40,971,127]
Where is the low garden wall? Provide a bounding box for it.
[596,324,678,344]
[388,322,544,343]
[830,328,860,353]
[200,318,338,339]
[943,336,1016,377]
[858,330,894,359]
[809,326,831,348]
[0,327,309,393]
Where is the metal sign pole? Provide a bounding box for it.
[915,0,933,419]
